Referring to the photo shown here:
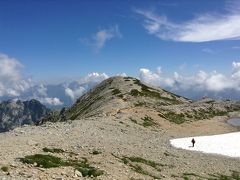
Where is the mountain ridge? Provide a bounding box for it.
[0,99,50,132]
[40,76,240,125]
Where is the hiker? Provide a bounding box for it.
[191,138,195,147]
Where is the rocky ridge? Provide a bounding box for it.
[40,76,240,125]
[0,99,50,132]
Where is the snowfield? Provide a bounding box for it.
[170,132,240,158]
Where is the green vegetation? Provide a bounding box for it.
[129,115,157,127]
[162,107,230,124]
[67,95,103,120]
[163,112,186,124]
[141,116,157,127]
[182,172,205,179]
[178,170,240,180]
[131,79,181,104]
[124,77,133,80]
[112,88,121,95]
[117,94,124,98]
[19,147,104,177]
[127,156,163,169]
[130,89,142,96]
[112,88,124,98]
[192,108,228,120]
[20,154,65,168]
[130,116,157,127]
[20,154,103,177]
[117,155,163,179]
[208,171,240,180]
[65,78,114,120]
[1,166,8,172]
[76,159,102,177]
[129,164,161,179]
[43,147,65,153]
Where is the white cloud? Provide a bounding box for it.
[28,84,65,106]
[0,54,109,106]
[65,72,108,101]
[65,88,74,100]
[39,97,63,106]
[0,53,23,82]
[0,53,65,106]
[117,73,127,77]
[65,87,85,101]
[36,84,48,97]
[205,73,231,91]
[232,61,240,79]
[0,82,4,96]
[80,72,108,84]
[81,25,121,50]
[135,4,240,42]
[139,62,240,94]
[139,68,174,87]
[0,53,33,97]
[0,53,110,106]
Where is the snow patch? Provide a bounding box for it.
[170,132,240,158]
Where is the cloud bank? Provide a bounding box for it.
[0,53,64,106]
[1,52,240,107]
[0,53,109,107]
[135,3,240,42]
[64,72,108,101]
[139,62,240,99]
[0,53,31,97]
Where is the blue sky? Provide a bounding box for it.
[0,0,240,106]
[0,0,239,78]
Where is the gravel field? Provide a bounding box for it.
[0,114,239,180]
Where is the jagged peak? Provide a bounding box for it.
[0,99,50,132]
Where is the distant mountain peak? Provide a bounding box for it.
[0,99,50,132]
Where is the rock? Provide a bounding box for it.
[27,140,37,146]
[10,163,17,168]
[161,174,166,178]
[0,99,49,132]
[74,169,82,177]
[37,167,45,172]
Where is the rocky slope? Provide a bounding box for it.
[0,99,50,132]
[40,76,240,125]
[0,112,240,179]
